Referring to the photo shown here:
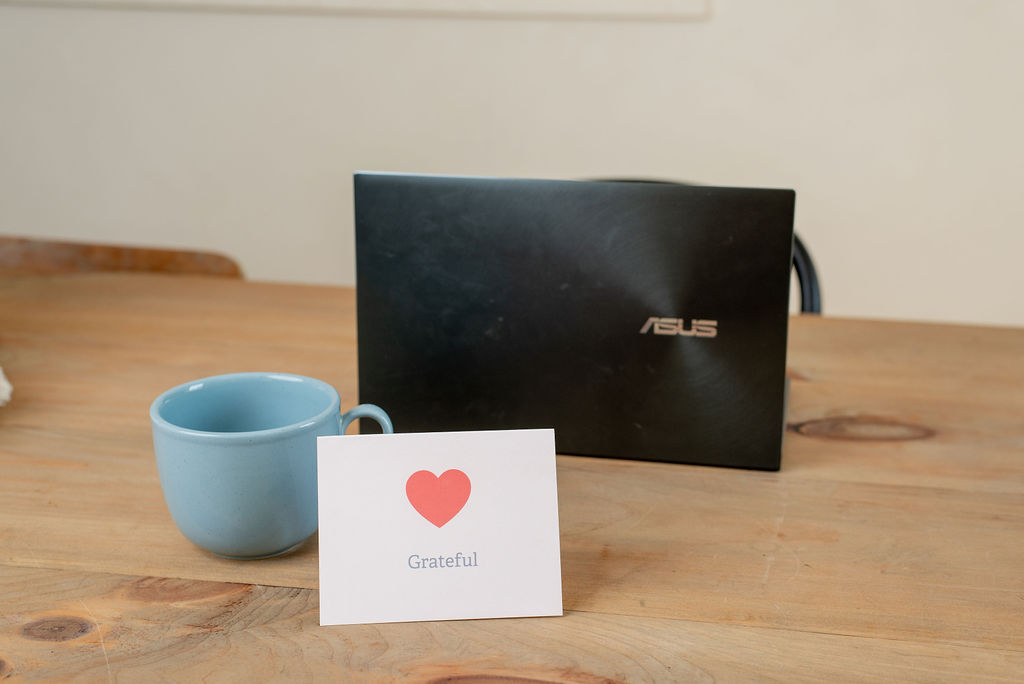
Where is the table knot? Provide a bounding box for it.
[21,616,93,642]
[427,676,625,684]
[788,414,935,441]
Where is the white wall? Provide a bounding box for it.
[2,1,1022,326]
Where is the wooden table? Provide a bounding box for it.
[1,273,1021,682]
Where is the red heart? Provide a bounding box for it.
[405,469,471,528]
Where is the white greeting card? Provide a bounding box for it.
[316,429,563,625]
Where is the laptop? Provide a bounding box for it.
[355,173,795,470]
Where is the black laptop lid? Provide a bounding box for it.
[355,173,795,470]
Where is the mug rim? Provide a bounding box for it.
[150,371,341,442]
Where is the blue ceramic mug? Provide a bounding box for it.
[150,372,392,559]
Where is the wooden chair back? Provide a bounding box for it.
[0,237,242,278]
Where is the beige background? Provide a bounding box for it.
[1,1,1022,326]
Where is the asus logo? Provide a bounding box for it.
[639,317,718,338]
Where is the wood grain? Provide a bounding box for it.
[1,273,1022,679]
[2,566,1022,683]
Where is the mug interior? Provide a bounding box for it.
[155,373,338,433]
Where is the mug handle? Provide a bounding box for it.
[340,403,394,435]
